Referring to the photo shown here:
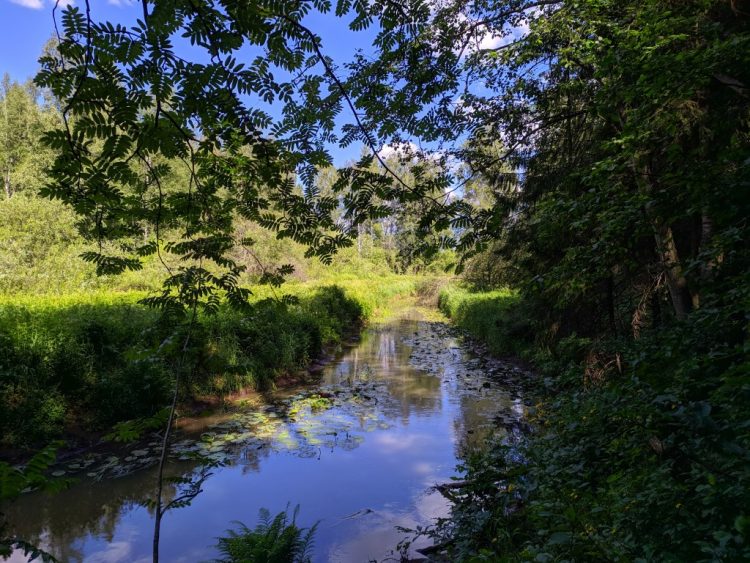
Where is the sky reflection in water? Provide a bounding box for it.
[6,317,524,562]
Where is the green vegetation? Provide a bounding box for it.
[0,291,158,448]
[1,0,748,560]
[415,0,750,557]
[438,285,529,357]
[439,284,750,561]
[287,395,334,420]
[0,73,58,201]
[0,278,421,450]
[214,506,317,563]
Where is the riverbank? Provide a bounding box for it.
[0,276,431,455]
[436,283,750,562]
[4,309,525,562]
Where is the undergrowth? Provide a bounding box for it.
[214,505,317,563]
[437,284,750,562]
[438,285,531,356]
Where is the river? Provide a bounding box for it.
[5,312,527,562]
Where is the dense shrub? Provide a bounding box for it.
[0,293,165,449]
[438,285,533,356]
[434,285,750,562]
[194,286,365,394]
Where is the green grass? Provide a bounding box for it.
[0,276,423,451]
[438,284,531,356]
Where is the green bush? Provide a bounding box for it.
[431,286,750,562]
[0,278,416,451]
[0,293,168,448]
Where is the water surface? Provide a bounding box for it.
[5,314,526,562]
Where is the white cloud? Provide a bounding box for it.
[464,6,541,55]
[9,0,44,9]
[8,0,74,8]
[478,32,503,51]
[377,141,419,160]
[374,432,434,452]
[84,541,133,563]
[473,19,530,52]
[377,141,447,164]
[108,0,135,5]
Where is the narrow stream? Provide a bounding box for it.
[5,313,527,562]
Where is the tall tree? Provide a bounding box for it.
[0,75,57,199]
[344,0,749,326]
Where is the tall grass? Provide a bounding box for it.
[0,277,420,451]
[438,284,531,356]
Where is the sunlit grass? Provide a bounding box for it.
[438,283,529,356]
[0,275,430,449]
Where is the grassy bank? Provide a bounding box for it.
[438,284,531,356]
[0,276,421,452]
[437,284,750,562]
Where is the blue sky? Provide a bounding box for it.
[0,0,530,164]
[0,0,373,79]
[1,0,71,81]
[0,0,508,169]
[0,0,380,165]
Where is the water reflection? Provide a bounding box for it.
[4,317,525,562]
[325,324,444,423]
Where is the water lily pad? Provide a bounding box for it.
[297,447,319,458]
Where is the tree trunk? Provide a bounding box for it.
[3,168,10,199]
[649,212,693,320]
[633,162,693,320]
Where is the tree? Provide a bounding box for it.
[344,0,749,327]
[33,2,391,560]
[0,75,58,199]
[339,2,750,559]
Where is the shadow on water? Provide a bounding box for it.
[4,313,527,562]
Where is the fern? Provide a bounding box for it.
[214,505,318,563]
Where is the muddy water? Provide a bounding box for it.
[5,314,527,562]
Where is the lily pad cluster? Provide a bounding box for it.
[45,438,168,481]
[220,383,393,460]
[403,321,529,436]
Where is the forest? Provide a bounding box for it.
[0,0,748,561]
